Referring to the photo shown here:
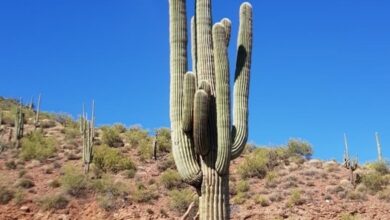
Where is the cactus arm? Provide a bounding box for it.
[182,72,196,132]
[220,18,231,47]
[213,23,231,174]
[191,16,198,86]
[195,0,215,88]
[193,89,210,156]
[169,0,202,186]
[231,3,253,160]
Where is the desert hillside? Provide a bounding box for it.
[0,97,390,220]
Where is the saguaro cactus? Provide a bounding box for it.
[169,0,253,219]
[81,101,95,174]
[375,132,382,161]
[14,106,24,148]
[34,94,41,129]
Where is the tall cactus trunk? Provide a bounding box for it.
[169,0,253,219]
[199,166,229,219]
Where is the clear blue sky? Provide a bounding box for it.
[1,0,389,163]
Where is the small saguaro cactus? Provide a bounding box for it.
[153,131,158,160]
[34,94,41,129]
[80,101,95,174]
[169,0,253,219]
[343,134,359,187]
[14,105,25,148]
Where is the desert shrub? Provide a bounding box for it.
[340,213,359,220]
[232,192,248,204]
[92,176,127,210]
[237,148,270,178]
[361,172,387,192]
[137,138,153,160]
[269,192,283,202]
[168,188,196,212]
[16,178,35,189]
[60,165,88,196]
[40,119,56,129]
[93,145,136,173]
[20,131,56,161]
[5,160,17,170]
[287,189,305,207]
[158,154,176,171]
[49,179,61,188]
[236,180,250,193]
[160,169,182,189]
[265,171,279,188]
[132,184,159,203]
[125,126,149,147]
[101,126,123,147]
[112,123,127,133]
[254,195,270,207]
[13,189,25,205]
[155,128,171,153]
[0,187,14,204]
[39,194,69,210]
[367,161,390,175]
[54,113,78,128]
[378,187,390,202]
[63,127,79,140]
[287,139,313,158]
[123,169,136,179]
[347,190,366,201]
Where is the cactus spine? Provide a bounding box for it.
[169,0,253,219]
[14,105,24,148]
[81,101,95,174]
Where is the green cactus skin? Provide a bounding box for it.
[169,0,253,219]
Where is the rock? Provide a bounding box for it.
[20,206,30,212]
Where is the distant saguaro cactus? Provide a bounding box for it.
[34,94,41,129]
[81,101,95,174]
[14,105,24,148]
[169,0,253,219]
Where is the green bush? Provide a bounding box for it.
[16,178,35,189]
[160,169,182,189]
[39,194,69,210]
[60,165,88,197]
[93,145,136,173]
[254,195,270,207]
[132,184,159,203]
[112,123,127,133]
[265,171,279,188]
[168,188,196,213]
[287,139,313,158]
[101,127,123,147]
[287,189,305,207]
[0,187,14,204]
[367,161,390,175]
[232,192,248,204]
[361,172,387,192]
[63,127,79,140]
[237,148,270,178]
[125,126,149,147]
[156,128,171,153]
[138,139,153,160]
[236,180,250,193]
[20,131,56,161]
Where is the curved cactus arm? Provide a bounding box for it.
[196,0,215,89]
[182,72,196,132]
[231,2,253,160]
[221,18,232,47]
[169,0,202,186]
[194,89,210,156]
[213,23,232,175]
